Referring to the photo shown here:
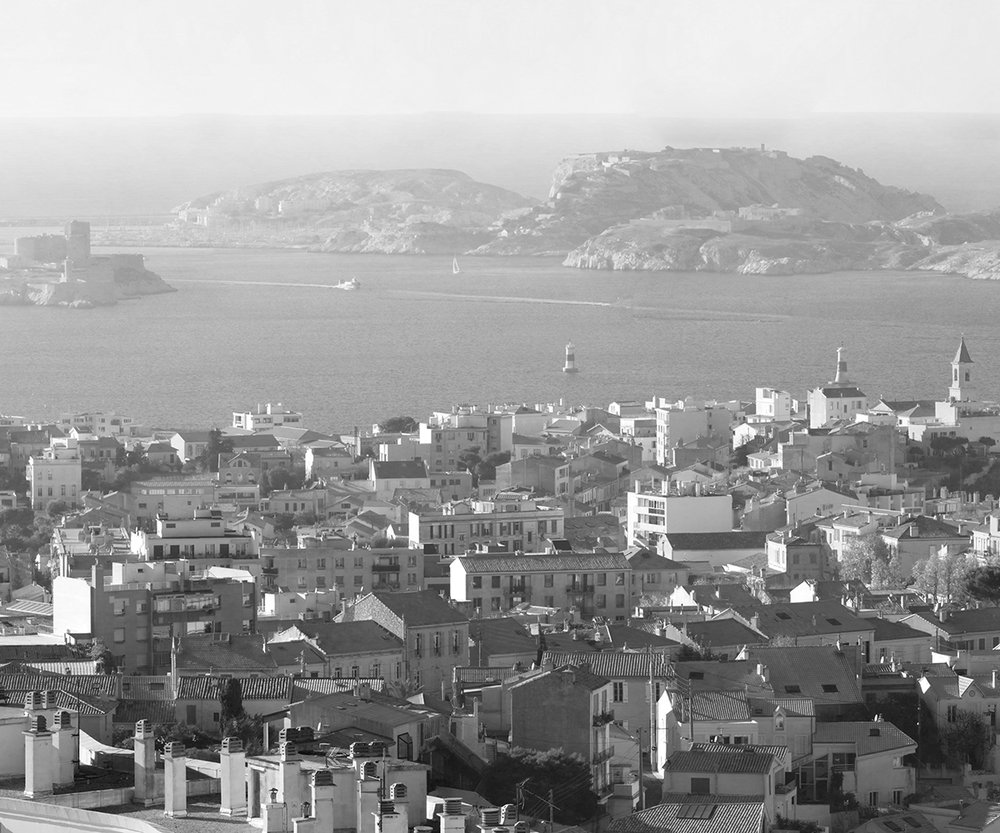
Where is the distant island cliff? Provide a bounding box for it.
[98,148,1000,279]
[1,221,174,308]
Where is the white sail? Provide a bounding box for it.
[452,257,461,275]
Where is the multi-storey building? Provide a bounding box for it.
[507,664,615,802]
[338,590,469,692]
[626,486,733,547]
[232,403,303,431]
[129,509,258,567]
[419,415,489,472]
[450,550,632,620]
[655,400,732,466]
[806,347,868,429]
[27,437,82,510]
[56,410,137,438]
[259,544,424,597]
[127,476,215,523]
[52,560,256,674]
[408,492,565,557]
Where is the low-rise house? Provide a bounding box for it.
[882,516,969,577]
[169,430,212,463]
[661,745,792,824]
[269,620,404,681]
[627,547,690,598]
[468,617,538,667]
[175,674,293,731]
[369,459,431,500]
[872,618,931,665]
[172,632,278,678]
[608,797,766,833]
[740,599,876,661]
[904,607,1000,653]
[799,720,917,810]
[737,645,865,721]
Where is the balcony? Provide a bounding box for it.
[372,563,400,573]
[592,747,614,765]
[593,710,615,727]
[566,584,595,595]
[776,772,797,795]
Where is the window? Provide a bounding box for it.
[353,576,363,586]
[135,627,148,641]
[472,576,482,589]
[544,574,553,588]
[316,576,326,588]
[371,662,380,677]
[832,753,855,772]
[113,628,126,643]
[869,791,879,807]
[892,790,903,806]
[615,594,625,608]
[354,556,364,568]
[821,684,838,693]
[297,558,308,569]
[335,557,345,568]
[690,778,710,795]
[316,558,326,570]
[596,594,606,608]
[613,682,626,703]
[597,573,607,586]
[351,666,359,677]
[544,596,554,607]
[947,704,958,723]
[491,576,501,589]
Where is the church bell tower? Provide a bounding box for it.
[949,336,974,402]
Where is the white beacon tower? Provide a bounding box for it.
[563,341,579,373]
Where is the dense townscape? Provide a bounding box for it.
[0,339,998,833]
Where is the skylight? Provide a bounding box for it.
[776,612,791,620]
[826,618,842,626]
[784,685,801,693]
[676,805,717,820]
[821,684,839,693]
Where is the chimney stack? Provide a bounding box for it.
[220,736,247,816]
[23,715,54,799]
[164,742,188,818]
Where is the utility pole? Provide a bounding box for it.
[637,727,645,811]
[549,789,554,833]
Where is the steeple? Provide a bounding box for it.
[834,345,849,384]
[949,335,974,402]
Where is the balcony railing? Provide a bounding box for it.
[372,563,400,573]
[567,584,595,594]
[592,747,614,765]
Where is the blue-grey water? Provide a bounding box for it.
[1,239,998,433]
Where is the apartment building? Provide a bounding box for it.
[27,437,82,510]
[626,487,733,547]
[408,492,565,556]
[129,509,258,567]
[52,560,256,674]
[450,551,632,620]
[259,544,424,597]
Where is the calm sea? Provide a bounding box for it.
[1,233,998,433]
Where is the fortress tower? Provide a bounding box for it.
[65,221,91,264]
[949,336,974,402]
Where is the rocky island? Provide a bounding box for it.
[152,169,531,255]
[1,221,174,308]
[99,148,1000,279]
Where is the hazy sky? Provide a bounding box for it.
[3,0,997,118]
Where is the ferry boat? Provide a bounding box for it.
[335,277,361,291]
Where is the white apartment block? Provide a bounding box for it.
[232,402,303,431]
[626,486,733,546]
[27,437,82,509]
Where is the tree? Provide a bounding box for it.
[379,416,418,434]
[965,566,1000,606]
[221,713,264,755]
[676,644,716,661]
[942,711,989,768]
[478,747,598,824]
[384,677,423,700]
[840,533,903,589]
[199,428,233,473]
[912,551,977,605]
[47,500,70,519]
[90,640,117,674]
[219,677,245,724]
[457,446,484,485]
[476,451,511,482]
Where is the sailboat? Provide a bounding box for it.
[452,257,461,275]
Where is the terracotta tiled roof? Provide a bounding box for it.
[542,651,670,679]
[609,799,765,833]
[665,748,775,774]
[175,675,292,701]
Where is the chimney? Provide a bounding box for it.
[438,798,466,833]
[480,808,502,833]
[134,719,157,806]
[993,669,997,691]
[22,715,54,799]
[311,769,336,831]
[279,741,304,814]
[51,711,75,789]
[163,742,187,818]
[377,799,408,833]
[220,736,247,816]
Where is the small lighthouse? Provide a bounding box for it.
[563,341,579,373]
